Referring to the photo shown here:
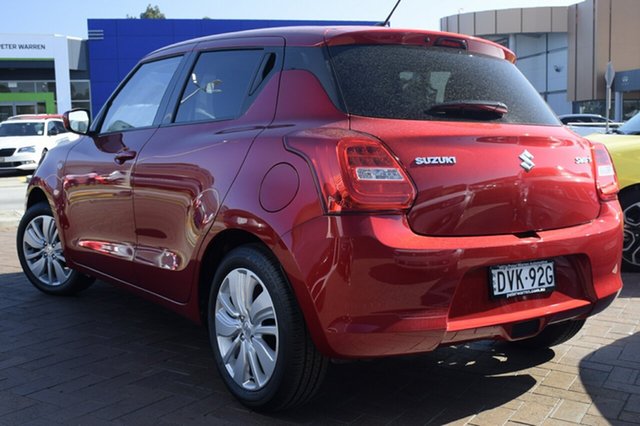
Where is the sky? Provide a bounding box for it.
[2,0,579,38]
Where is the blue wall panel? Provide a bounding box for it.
[117,36,177,59]
[87,18,375,115]
[117,59,139,81]
[172,21,202,38]
[89,59,120,83]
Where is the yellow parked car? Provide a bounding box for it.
[587,114,640,271]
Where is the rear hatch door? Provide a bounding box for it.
[350,118,600,236]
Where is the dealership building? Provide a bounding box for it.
[2,0,640,122]
[441,0,640,120]
[0,34,89,121]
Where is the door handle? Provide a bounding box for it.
[114,150,137,165]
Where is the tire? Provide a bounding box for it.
[17,201,94,296]
[513,319,585,349]
[208,244,328,411]
[620,188,640,272]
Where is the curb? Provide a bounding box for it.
[0,175,30,187]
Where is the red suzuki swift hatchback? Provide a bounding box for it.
[17,27,623,411]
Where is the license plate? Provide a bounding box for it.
[489,260,555,298]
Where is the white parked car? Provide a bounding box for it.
[558,113,622,136]
[0,115,71,172]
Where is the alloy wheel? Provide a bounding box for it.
[214,268,279,391]
[623,201,640,267]
[21,214,72,286]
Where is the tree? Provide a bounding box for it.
[140,4,166,19]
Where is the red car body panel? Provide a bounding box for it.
[61,130,155,284]
[350,118,603,236]
[24,26,623,360]
[282,209,621,357]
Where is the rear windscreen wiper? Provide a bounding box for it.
[425,101,508,120]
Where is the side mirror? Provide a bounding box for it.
[48,127,59,136]
[63,109,91,135]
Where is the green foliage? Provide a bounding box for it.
[140,4,166,19]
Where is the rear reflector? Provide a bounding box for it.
[355,167,403,181]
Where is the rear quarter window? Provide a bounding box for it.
[328,44,559,125]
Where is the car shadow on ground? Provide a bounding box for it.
[279,344,552,424]
[620,273,640,298]
[578,275,640,424]
[0,271,559,424]
[0,170,31,178]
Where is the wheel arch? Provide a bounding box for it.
[195,223,332,357]
[26,186,50,210]
[197,228,264,324]
[617,183,640,272]
[17,192,95,295]
[618,182,640,199]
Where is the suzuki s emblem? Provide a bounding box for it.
[519,150,535,172]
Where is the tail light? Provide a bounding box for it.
[592,143,619,201]
[286,134,416,213]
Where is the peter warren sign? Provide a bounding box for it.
[0,44,47,50]
[0,37,56,59]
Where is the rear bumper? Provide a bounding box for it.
[284,201,623,358]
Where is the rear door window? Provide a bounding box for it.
[328,44,559,125]
[175,50,265,123]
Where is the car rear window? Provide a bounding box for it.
[328,44,559,125]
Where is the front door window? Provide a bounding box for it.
[100,57,182,133]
